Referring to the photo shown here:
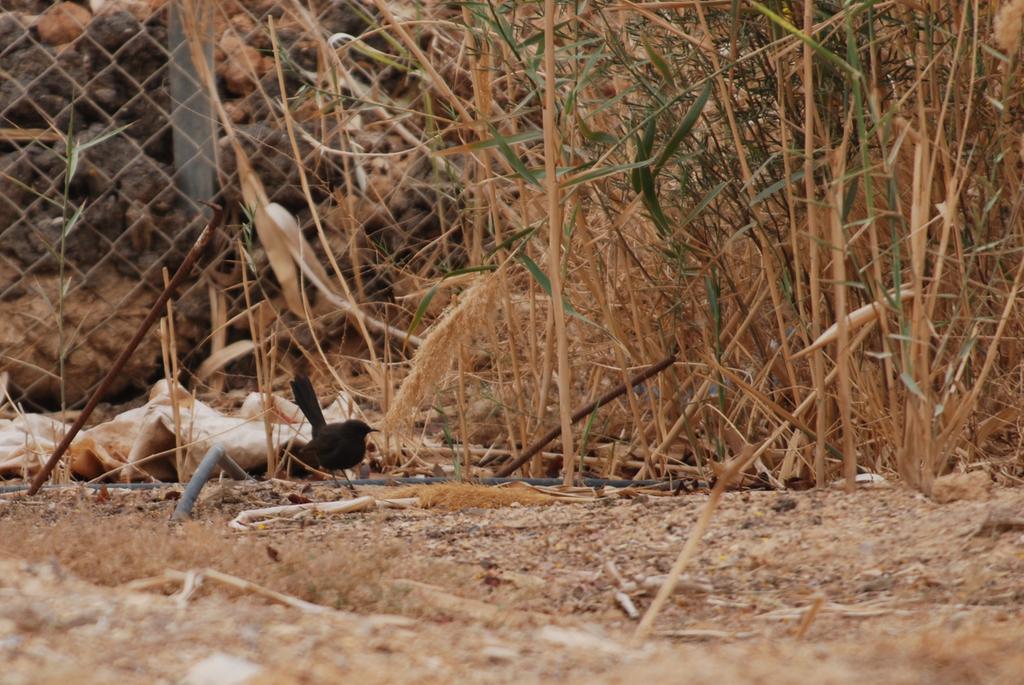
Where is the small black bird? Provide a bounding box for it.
[290,375,376,491]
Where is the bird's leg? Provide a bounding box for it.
[341,469,357,494]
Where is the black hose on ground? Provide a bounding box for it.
[1,476,702,495]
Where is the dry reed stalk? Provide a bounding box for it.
[157,266,185,477]
[456,343,471,479]
[206,281,228,394]
[793,593,827,639]
[533,305,555,476]
[827,173,856,491]
[539,0,576,485]
[802,0,828,487]
[265,320,281,472]
[385,274,500,433]
[239,244,277,474]
[633,443,755,643]
[158,317,184,478]
[900,139,932,492]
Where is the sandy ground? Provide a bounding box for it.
[2,480,1023,684]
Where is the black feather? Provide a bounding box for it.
[290,375,327,434]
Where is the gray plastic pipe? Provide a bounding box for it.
[171,443,252,521]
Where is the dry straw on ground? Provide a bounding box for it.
[387,482,560,510]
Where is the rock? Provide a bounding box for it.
[218,124,344,208]
[0,16,81,128]
[224,99,251,124]
[932,471,991,503]
[94,0,169,23]
[0,271,165,405]
[86,8,139,51]
[182,653,263,685]
[35,2,92,46]
[6,1,51,12]
[0,12,28,47]
[217,33,272,96]
[78,123,172,206]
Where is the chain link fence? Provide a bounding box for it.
[1,0,433,411]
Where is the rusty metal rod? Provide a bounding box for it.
[495,349,678,477]
[28,205,224,495]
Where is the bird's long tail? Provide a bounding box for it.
[290,375,327,432]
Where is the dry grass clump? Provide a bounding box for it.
[388,482,558,510]
[384,274,500,434]
[0,509,473,614]
[995,0,1024,53]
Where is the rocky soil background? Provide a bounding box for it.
[1,482,1023,683]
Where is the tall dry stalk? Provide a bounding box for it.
[541,0,576,485]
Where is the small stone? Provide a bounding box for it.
[96,0,167,22]
[35,2,92,46]
[224,100,250,124]
[217,34,272,96]
[771,496,798,513]
[480,645,518,663]
[182,653,262,685]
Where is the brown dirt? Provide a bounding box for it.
[0,272,163,405]
[1,482,1023,683]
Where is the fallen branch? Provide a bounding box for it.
[495,349,678,477]
[633,443,755,643]
[229,495,417,530]
[123,567,416,626]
